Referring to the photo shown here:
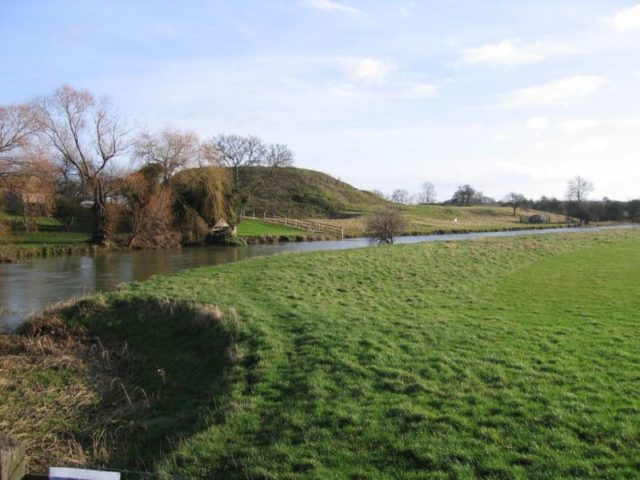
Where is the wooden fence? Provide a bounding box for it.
[242,213,344,239]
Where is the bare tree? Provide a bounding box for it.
[366,207,407,244]
[0,103,40,178]
[265,143,294,168]
[566,176,593,203]
[503,192,527,216]
[451,184,477,206]
[134,127,199,184]
[35,85,129,244]
[391,188,410,205]
[417,181,437,204]
[256,143,294,214]
[204,134,267,194]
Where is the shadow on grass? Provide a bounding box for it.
[14,295,244,476]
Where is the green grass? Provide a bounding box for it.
[237,218,308,237]
[0,212,92,261]
[235,167,568,237]
[6,231,92,244]
[3,228,640,478]
[0,212,91,245]
[239,166,386,218]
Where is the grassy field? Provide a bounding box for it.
[0,213,93,261]
[318,205,570,237]
[237,218,308,237]
[237,167,572,236]
[2,227,639,478]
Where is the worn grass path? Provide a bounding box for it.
[2,229,639,478]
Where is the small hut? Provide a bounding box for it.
[213,219,230,231]
[212,219,237,238]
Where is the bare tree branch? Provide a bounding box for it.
[35,85,129,243]
[134,127,199,184]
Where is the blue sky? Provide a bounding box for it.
[1,0,639,200]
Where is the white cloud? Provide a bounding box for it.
[610,4,640,32]
[304,0,362,16]
[459,38,575,66]
[344,57,394,81]
[569,138,610,155]
[403,82,438,98]
[556,118,598,132]
[503,75,607,108]
[526,116,549,130]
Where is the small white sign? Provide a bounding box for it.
[49,467,120,480]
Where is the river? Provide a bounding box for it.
[0,225,632,331]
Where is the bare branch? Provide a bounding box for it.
[134,127,198,183]
[35,85,129,243]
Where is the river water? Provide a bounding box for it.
[0,226,632,331]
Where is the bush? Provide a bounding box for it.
[366,207,407,244]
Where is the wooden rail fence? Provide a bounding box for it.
[242,213,344,239]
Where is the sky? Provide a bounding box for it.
[1,0,639,201]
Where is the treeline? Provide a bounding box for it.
[530,197,640,223]
[384,179,639,223]
[0,85,294,246]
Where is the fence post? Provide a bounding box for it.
[0,435,26,480]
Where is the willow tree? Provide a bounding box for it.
[36,85,129,244]
[171,167,232,243]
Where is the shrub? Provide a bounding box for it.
[366,207,407,244]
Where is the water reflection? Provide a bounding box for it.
[0,225,632,331]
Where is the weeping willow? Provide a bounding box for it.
[171,167,232,244]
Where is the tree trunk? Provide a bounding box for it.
[91,177,107,244]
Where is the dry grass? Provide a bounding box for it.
[0,304,139,471]
[0,297,238,474]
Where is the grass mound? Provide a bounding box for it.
[239,166,386,218]
[1,228,639,478]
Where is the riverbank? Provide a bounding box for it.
[1,226,634,331]
[1,208,576,263]
[2,228,639,477]
[0,220,582,263]
[0,241,98,263]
